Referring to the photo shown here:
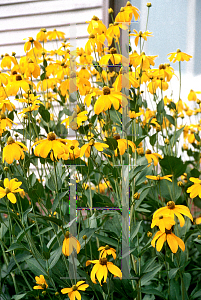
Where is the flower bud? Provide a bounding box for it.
[82,235,87,240]
[55,292,60,297]
[42,291,46,295]
[147,231,152,237]
[108,8,113,14]
[147,2,152,7]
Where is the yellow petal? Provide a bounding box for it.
[7,193,17,204]
[156,233,166,251]
[167,233,178,253]
[107,262,122,278]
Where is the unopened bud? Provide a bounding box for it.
[108,8,113,14]
[82,235,87,240]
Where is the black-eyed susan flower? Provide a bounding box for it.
[62,231,81,256]
[188,89,201,101]
[80,139,109,158]
[46,29,65,40]
[187,177,201,198]
[0,113,17,130]
[24,37,42,52]
[99,47,127,66]
[1,53,17,69]
[151,214,175,232]
[151,229,185,253]
[145,149,162,166]
[130,30,153,47]
[67,140,80,160]
[98,245,116,259]
[6,75,33,96]
[86,16,107,35]
[146,175,173,182]
[94,86,127,115]
[86,257,122,285]
[33,275,48,290]
[61,281,89,299]
[113,134,136,156]
[167,49,192,63]
[3,137,28,164]
[124,1,140,21]
[153,201,193,227]
[36,28,47,43]
[32,132,69,160]
[0,178,24,204]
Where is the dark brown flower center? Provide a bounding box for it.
[113,133,120,140]
[167,201,175,210]
[16,75,22,81]
[70,146,75,150]
[159,215,163,220]
[145,149,152,154]
[47,132,56,141]
[92,16,99,21]
[103,86,110,95]
[89,34,95,39]
[110,47,117,54]
[165,228,172,234]
[99,258,107,265]
[0,113,6,119]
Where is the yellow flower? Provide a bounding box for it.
[46,29,65,40]
[94,86,127,115]
[124,1,140,21]
[0,178,24,204]
[33,275,48,290]
[80,139,109,158]
[61,281,89,299]
[0,99,15,112]
[61,110,88,129]
[86,16,107,35]
[145,149,162,166]
[196,216,201,225]
[3,137,28,164]
[129,111,143,119]
[188,89,201,101]
[151,213,175,232]
[113,135,136,156]
[98,245,116,259]
[0,113,17,130]
[86,257,122,285]
[32,132,69,160]
[36,28,47,43]
[187,177,201,198]
[130,30,153,47]
[167,49,192,63]
[99,47,128,66]
[1,53,17,69]
[62,231,81,256]
[132,52,158,70]
[151,229,185,253]
[146,175,173,182]
[67,140,80,160]
[153,201,193,227]
[24,37,42,52]
[6,75,33,96]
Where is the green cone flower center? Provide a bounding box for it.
[105,245,110,250]
[65,231,70,238]
[110,47,117,54]
[167,201,175,209]
[145,149,151,154]
[0,113,6,119]
[5,188,11,194]
[72,285,78,291]
[89,139,95,146]
[7,136,15,145]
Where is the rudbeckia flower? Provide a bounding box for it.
[32,132,69,160]
[94,86,127,115]
[3,137,28,164]
[67,140,80,160]
[124,1,140,21]
[99,47,128,66]
[145,149,163,166]
[86,257,122,285]
[130,30,153,47]
[151,214,175,232]
[80,139,109,158]
[1,53,17,69]
[98,245,116,259]
[6,75,33,96]
[151,229,185,253]
[187,177,201,198]
[146,175,173,182]
[62,231,81,256]
[113,134,136,156]
[36,28,47,43]
[188,89,201,101]
[129,111,143,119]
[24,37,42,52]
[46,29,65,40]
[0,178,24,204]
[167,49,192,63]
[86,15,107,35]
[0,100,15,113]
[153,201,193,227]
[0,113,17,130]
[113,68,139,92]
[115,7,133,24]
[61,281,89,299]
[134,52,158,70]
[33,275,48,290]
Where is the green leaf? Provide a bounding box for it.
[130,221,142,240]
[169,268,179,279]
[160,155,186,178]
[157,99,164,113]
[30,215,63,226]
[49,246,62,269]
[140,265,162,286]
[39,105,50,123]
[141,288,166,299]
[150,133,157,146]
[11,294,26,300]
[16,224,35,243]
[93,233,118,247]
[170,126,184,147]
[6,243,29,252]
[26,258,46,276]
[52,191,68,213]
[105,137,118,150]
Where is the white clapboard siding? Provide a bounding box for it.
[0,0,105,58]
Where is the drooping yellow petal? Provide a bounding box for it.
[167,233,178,253]
[4,178,10,189]
[156,233,166,251]
[107,262,122,279]
[61,287,73,294]
[7,192,17,204]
